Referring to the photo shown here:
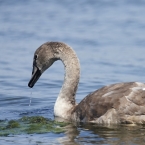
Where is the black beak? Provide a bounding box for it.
[28,66,41,88]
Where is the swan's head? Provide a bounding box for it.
[28,43,57,88]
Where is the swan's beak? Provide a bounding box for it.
[28,66,41,88]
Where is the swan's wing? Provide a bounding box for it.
[72,82,145,123]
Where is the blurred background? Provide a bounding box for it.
[0,0,145,144]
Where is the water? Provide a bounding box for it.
[1,0,145,144]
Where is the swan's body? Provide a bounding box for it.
[28,42,145,124]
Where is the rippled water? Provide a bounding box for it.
[1,0,145,144]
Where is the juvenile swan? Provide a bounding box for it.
[28,42,145,124]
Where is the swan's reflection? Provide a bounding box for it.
[55,117,79,144]
[55,117,145,145]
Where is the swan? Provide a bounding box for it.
[28,42,145,124]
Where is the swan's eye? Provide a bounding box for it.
[34,54,38,60]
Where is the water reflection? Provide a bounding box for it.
[58,121,145,145]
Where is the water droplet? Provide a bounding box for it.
[29,91,32,106]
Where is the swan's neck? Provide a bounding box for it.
[54,48,80,119]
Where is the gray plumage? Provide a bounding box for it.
[28,42,145,124]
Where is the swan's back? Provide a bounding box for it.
[72,82,145,124]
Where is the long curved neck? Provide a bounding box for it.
[54,46,80,119]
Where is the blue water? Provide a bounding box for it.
[1,0,145,144]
